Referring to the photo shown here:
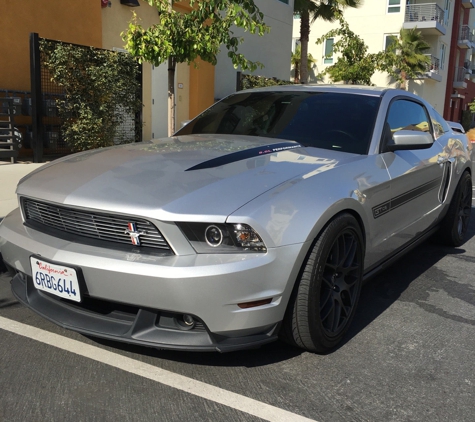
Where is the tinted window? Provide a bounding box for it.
[381,99,433,150]
[177,91,381,154]
[386,99,431,133]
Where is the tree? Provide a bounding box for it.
[40,40,142,151]
[291,44,317,83]
[122,0,269,135]
[315,16,380,85]
[294,0,360,84]
[384,27,431,90]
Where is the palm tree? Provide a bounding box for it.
[294,0,361,84]
[291,45,317,82]
[388,27,431,90]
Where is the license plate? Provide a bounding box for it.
[30,257,81,302]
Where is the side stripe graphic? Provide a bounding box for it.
[372,178,441,219]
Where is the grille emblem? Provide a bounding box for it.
[125,222,145,246]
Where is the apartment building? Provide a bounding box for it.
[294,0,475,123]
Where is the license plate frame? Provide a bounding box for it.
[30,256,82,302]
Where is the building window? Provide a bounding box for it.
[277,0,289,3]
[384,34,397,51]
[324,38,334,64]
[292,38,301,53]
[387,0,401,13]
[440,43,446,70]
[444,0,451,27]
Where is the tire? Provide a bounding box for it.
[437,171,472,247]
[280,213,364,353]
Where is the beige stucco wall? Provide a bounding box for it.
[102,1,160,140]
[102,0,216,138]
[214,0,295,100]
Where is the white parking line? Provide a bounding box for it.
[0,316,316,422]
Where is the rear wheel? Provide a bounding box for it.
[281,214,364,353]
[436,171,472,247]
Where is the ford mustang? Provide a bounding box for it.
[0,85,472,353]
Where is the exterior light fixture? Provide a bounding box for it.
[120,0,140,6]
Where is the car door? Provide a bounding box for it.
[377,98,446,253]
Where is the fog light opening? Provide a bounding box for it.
[182,314,195,327]
[237,298,273,309]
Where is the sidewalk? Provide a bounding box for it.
[0,162,46,218]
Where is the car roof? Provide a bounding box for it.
[240,84,395,97]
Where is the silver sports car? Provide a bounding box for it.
[0,86,472,353]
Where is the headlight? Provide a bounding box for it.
[177,222,267,253]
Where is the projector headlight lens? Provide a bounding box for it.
[177,223,267,253]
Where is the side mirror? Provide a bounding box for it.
[386,130,433,152]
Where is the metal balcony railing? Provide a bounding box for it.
[459,25,474,43]
[454,66,467,82]
[424,54,440,73]
[404,3,445,26]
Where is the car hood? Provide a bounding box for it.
[17,134,358,222]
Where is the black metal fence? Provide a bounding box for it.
[2,33,143,163]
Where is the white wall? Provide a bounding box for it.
[214,0,294,101]
[150,64,169,139]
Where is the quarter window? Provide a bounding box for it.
[430,108,450,138]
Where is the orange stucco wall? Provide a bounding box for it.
[0,0,102,92]
[189,58,216,119]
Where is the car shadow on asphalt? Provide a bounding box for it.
[340,205,475,352]
[89,207,475,367]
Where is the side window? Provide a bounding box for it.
[386,100,431,133]
[381,99,433,148]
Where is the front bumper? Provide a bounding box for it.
[1,209,308,352]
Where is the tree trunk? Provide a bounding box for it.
[168,56,176,136]
[167,0,175,136]
[400,70,407,91]
[295,61,300,83]
[299,10,310,84]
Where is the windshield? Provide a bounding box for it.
[176,91,381,155]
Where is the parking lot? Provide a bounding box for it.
[1,195,475,421]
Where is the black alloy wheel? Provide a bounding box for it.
[437,171,472,247]
[281,213,364,353]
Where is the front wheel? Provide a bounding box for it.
[281,213,364,353]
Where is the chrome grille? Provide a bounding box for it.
[22,198,171,251]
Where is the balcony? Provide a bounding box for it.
[454,66,468,89]
[462,0,475,9]
[404,3,446,36]
[458,25,475,49]
[413,54,442,82]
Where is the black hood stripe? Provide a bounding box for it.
[185,141,303,171]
